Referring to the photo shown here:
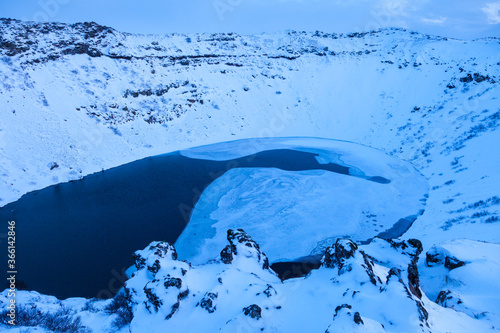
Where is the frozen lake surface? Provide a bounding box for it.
[0,137,428,299]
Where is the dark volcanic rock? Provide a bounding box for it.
[199,292,218,313]
[407,260,422,299]
[360,251,380,285]
[220,244,235,264]
[147,259,161,274]
[426,252,442,266]
[144,285,162,313]
[220,229,270,270]
[383,238,424,298]
[425,245,466,270]
[132,253,146,270]
[132,241,177,271]
[406,239,423,299]
[353,311,364,325]
[164,277,182,289]
[333,304,352,318]
[243,304,262,320]
[435,289,463,308]
[61,43,103,57]
[323,239,358,270]
[444,256,466,270]
[386,267,403,283]
[0,19,116,61]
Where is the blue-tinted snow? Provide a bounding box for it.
[176,137,428,264]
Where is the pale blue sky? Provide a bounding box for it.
[1,0,499,39]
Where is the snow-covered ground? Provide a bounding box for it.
[0,19,499,332]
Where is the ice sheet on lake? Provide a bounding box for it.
[176,138,428,264]
[180,137,415,180]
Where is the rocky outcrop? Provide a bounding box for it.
[132,241,178,271]
[2,232,476,332]
[123,230,279,330]
[198,292,218,313]
[326,305,386,333]
[220,229,270,270]
[323,239,358,270]
[406,239,423,299]
[164,277,182,289]
[434,289,484,320]
[242,304,262,320]
[353,311,364,325]
[459,73,496,84]
[444,256,466,270]
[436,290,462,307]
[125,241,190,325]
[323,239,381,286]
[426,245,466,270]
[0,19,117,62]
[422,239,500,323]
[371,238,424,299]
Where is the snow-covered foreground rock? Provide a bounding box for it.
[176,137,428,264]
[0,18,499,332]
[1,230,496,332]
[421,239,500,325]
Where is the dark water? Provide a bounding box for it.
[0,149,391,299]
[374,213,423,241]
[271,254,324,280]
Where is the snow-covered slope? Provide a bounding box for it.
[0,18,499,332]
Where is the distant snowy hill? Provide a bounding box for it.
[0,18,499,332]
